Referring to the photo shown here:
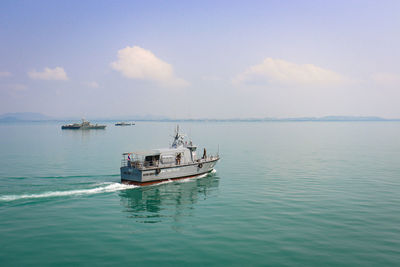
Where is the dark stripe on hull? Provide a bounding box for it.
[61,127,106,129]
[121,170,213,186]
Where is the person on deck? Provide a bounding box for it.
[176,153,181,165]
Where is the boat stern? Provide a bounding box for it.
[120,166,142,184]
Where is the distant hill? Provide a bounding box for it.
[0,112,53,122]
[316,116,386,121]
[269,116,389,122]
[180,116,400,122]
[153,116,396,122]
[98,114,170,121]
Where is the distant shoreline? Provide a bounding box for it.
[1,118,400,123]
[1,112,400,122]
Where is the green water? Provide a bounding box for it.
[1,122,400,266]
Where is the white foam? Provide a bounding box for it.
[196,173,208,179]
[0,183,137,202]
[171,169,217,184]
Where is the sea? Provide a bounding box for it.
[0,121,400,266]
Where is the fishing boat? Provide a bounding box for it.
[120,126,219,185]
[61,119,106,129]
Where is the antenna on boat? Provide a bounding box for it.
[217,144,219,157]
[172,124,185,148]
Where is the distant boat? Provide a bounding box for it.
[61,119,106,130]
[120,125,219,186]
[115,122,134,126]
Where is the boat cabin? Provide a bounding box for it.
[122,145,199,170]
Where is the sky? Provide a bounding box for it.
[0,0,399,119]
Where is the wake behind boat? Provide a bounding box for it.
[61,119,106,130]
[120,126,219,186]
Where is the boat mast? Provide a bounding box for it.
[171,125,185,148]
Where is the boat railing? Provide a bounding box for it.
[121,160,144,168]
[121,159,158,169]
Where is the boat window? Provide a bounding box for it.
[144,155,160,166]
[161,155,175,164]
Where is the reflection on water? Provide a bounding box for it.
[119,174,219,223]
[61,127,107,141]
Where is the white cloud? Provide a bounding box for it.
[84,81,99,88]
[233,58,346,87]
[28,67,68,80]
[111,46,188,87]
[371,72,400,87]
[0,71,11,77]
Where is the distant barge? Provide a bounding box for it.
[115,122,134,126]
[61,119,106,130]
[121,126,219,186]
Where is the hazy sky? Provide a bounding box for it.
[1,0,399,118]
